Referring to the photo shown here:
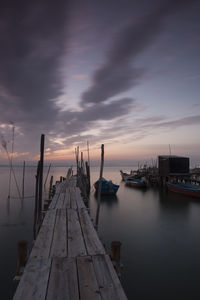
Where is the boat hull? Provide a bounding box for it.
[167,183,200,198]
[94,178,119,195]
[125,178,147,188]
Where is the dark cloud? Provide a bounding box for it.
[0,0,199,159]
[0,0,69,125]
[56,97,135,138]
[153,115,200,129]
[81,0,197,106]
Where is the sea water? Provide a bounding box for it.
[1,166,200,299]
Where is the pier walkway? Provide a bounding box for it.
[13,177,127,300]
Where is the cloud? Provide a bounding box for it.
[81,0,197,106]
[0,0,69,126]
[0,0,199,160]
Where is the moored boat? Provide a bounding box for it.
[125,177,147,188]
[167,182,200,198]
[94,178,119,195]
[120,170,136,181]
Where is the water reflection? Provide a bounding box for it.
[124,184,148,195]
[93,192,118,207]
[157,187,190,216]
[6,196,10,216]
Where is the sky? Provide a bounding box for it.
[0,0,200,166]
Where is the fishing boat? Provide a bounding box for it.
[120,170,136,181]
[94,178,119,195]
[125,177,147,188]
[167,182,200,198]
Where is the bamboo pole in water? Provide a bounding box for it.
[49,175,53,199]
[95,144,104,229]
[22,161,25,199]
[33,161,40,239]
[44,163,51,189]
[38,134,45,222]
[8,123,15,199]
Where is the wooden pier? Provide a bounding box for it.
[13,176,127,300]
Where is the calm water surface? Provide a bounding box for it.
[1,166,200,299]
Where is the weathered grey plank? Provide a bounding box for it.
[56,193,65,209]
[77,256,101,300]
[50,209,67,257]
[70,187,77,209]
[104,255,127,300]
[63,188,70,209]
[75,187,85,209]
[93,255,127,300]
[30,210,57,258]
[49,180,67,209]
[67,209,87,257]
[79,208,105,255]
[46,257,79,300]
[13,258,51,300]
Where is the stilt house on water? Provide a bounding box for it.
[158,155,190,185]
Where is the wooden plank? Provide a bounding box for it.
[63,188,70,209]
[30,210,57,258]
[49,180,67,209]
[75,187,85,209]
[77,256,101,300]
[67,209,87,257]
[50,209,67,257]
[46,257,79,300]
[70,187,77,209]
[104,255,128,300]
[55,193,65,209]
[78,208,105,256]
[93,255,127,300]
[13,258,51,300]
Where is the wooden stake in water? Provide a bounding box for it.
[87,140,90,166]
[95,144,104,229]
[8,123,15,199]
[34,161,40,239]
[38,134,45,222]
[22,161,25,199]
[44,163,51,189]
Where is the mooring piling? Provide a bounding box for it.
[95,144,104,229]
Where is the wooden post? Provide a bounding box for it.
[87,140,90,167]
[22,161,25,199]
[49,175,53,199]
[44,163,51,189]
[110,241,123,278]
[85,161,91,194]
[75,146,79,175]
[33,161,40,239]
[38,134,45,222]
[95,144,104,229]
[16,240,28,275]
[110,241,121,263]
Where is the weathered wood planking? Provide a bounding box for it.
[78,208,105,256]
[93,255,127,300]
[70,186,77,209]
[13,258,51,300]
[75,187,85,209]
[104,255,127,300]
[46,257,79,300]
[63,188,70,208]
[68,209,87,257]
[77,256,101,300]
[13,176,128,300]
[56,192,66,209]
[30,210,57,258]
[50,209,67,257]
[49,180,67,209]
